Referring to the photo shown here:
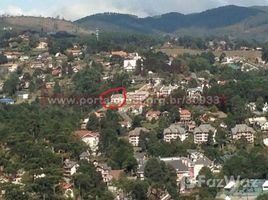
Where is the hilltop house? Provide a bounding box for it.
[231,124,256,143]
[163,124,187,142]
[128,127,149,147]
[193,124,217,144]
[75,130,99,154]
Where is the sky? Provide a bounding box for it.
[0,0,268,21]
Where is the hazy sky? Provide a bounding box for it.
[0,0,268,20]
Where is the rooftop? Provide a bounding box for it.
[194,124,216,134]
[75,130,99,139]
[231,124,256,135]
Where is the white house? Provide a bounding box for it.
[264,138,268,146]
[64,160,79,177]
[262,180,268,191]
[163,124,187,142]
[193,124,217,144]
[263,102,268,113]
[124,60,137,72]
[159,85,179,97]
[187,87,203,99]
[231,124,256,143]
[111,94,125,105]
[75,130,99,154]
[261,122,268,132]
[128,127,149,147]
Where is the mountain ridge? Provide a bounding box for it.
[75,5,268,40]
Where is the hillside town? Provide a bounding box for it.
[1,12,268,200]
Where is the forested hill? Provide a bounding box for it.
[75,5,262,32]
[75,5,268,40]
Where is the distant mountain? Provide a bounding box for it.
[75,5,268,40]
[0,16,93,35]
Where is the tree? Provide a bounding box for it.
[257,194,268,200]
[262,44,268,63]
[197,167,217,199]
[87,113,99,131]
[206,131,214,146]
[73,64,102,95]
[2,184,30,200]
[73,160,112,199]
[53,81,61,94]
[0,54,8,64]
[144,158,179,199]
[144,158,165,184]
[219,52,226,63]
[108,139,137,172]
[256,97,264,111]
[215,128,228,149]
[132,115,143,128]
[3,73,19,96]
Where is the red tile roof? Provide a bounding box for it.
[110,170,123,180]
[180,109,191,115]
[75,130,99,139]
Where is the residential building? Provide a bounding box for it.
[127,91,150,103]
[187,87,203,99]
[193,124,216,144]
[124,59,137,72]
[146,110,161,121]
[180,109,192,125]
[66,47,82,57]
[163,124,187,142]
[16,91,29,100]
[75,130,99,154]
[60,182,74,199]
[0,98,15,105]
[160,157,193,182]
[111,94,125,105]
[263,102,268,113]
[37,41,48,49]
[262,180,268,191]
[4,51,21,60]
[187,150,214,179]
[118,111,133,129]
[248,117,267,126]
[80,118,89,130]
[64,159,79,177]
[128,127,149,147]
[111,51,128,57]
[94,162,112,183]
[262,122,268,132]
[159,85,178,97]
[231,124,256,143]
[79,151,91,161]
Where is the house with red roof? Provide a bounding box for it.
[75,130,99,154]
